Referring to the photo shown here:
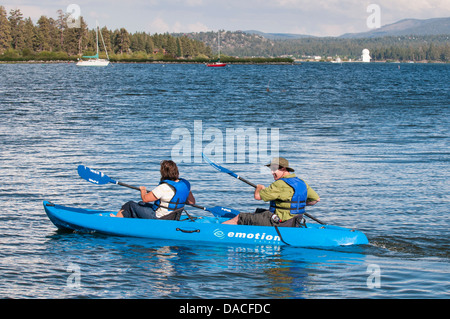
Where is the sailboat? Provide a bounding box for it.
[207,31,226,67]
[77,22,110,67]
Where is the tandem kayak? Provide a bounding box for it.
[43,201,369,247]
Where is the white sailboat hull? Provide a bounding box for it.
[76,21,110,67]
[76,59,110,67]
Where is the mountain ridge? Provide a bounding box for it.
[243,17,450,40]
[339,17,450,38]
[175,17,450,61]
[243,30,314,40]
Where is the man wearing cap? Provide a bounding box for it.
[223,157,320,227]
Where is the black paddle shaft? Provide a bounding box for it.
[117,181,141,191]
[238,176,257,188]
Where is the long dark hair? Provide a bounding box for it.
[160,160,179,181]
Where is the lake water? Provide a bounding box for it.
[0,62,448,299]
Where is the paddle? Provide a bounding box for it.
[201,153,326,225]
[202,153,257,188]
[77,165,240,218]
[78,165,139,190]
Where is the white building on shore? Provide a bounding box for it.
[362,49,371,62]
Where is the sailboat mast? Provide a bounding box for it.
[96,22,99,56]
[97,22,110,61]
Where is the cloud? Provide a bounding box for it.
[4,0,450,36]
[149,17,209,33]
[150,17,171,33]
[186,0,204,6]
[187,22,209,32]
[3,4,53,21]
[377,0,450,12]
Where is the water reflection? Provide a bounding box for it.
[41,232,367,298]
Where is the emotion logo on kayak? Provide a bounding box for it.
[213,229,225,239]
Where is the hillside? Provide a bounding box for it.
[340,17,450,38]
[179,18,450,62]
[180,32,450,62]
[244,30,313,40]
[173,30,272,57]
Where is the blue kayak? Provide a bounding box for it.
[43,201,369,247]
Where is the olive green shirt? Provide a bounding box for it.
[259,174,319,221]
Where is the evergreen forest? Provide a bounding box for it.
[0,6,212,62]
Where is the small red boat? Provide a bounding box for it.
[207,61,227,67]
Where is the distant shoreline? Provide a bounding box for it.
[1,60,448,65]
[0,60,293,65]
[0,57,295,65]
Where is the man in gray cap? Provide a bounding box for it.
[223,157,320,227]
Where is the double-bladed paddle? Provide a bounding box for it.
[77,165,240,218]
[201,153,326,225]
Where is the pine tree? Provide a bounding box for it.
[8,8,25,51]
[77,17,88,55]
[22,17,37,53]
[182,37,194,58]
[48,17,61,51]
[166,35,177,56]
[114,28,130,54]
[145,35,154,54]
[0,6,12,54]
[63,25,78,55]
[176,37,183,58]
[36,16,52,51]
[55,9,67,50]
[63,16,87,55]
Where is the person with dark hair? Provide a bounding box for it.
[113,160,195,220]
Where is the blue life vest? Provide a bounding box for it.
[152,178,191,212]
[269,177,307,215]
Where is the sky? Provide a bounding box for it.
[4,0,450,37]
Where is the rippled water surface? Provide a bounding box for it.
[0,62,448,298]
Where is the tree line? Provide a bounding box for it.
[0,6,212,61]
[186,30,450,62]
[271,36,450,62]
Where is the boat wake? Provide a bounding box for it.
[368,235,449,259]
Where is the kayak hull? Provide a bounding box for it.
[43,201,368,247]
